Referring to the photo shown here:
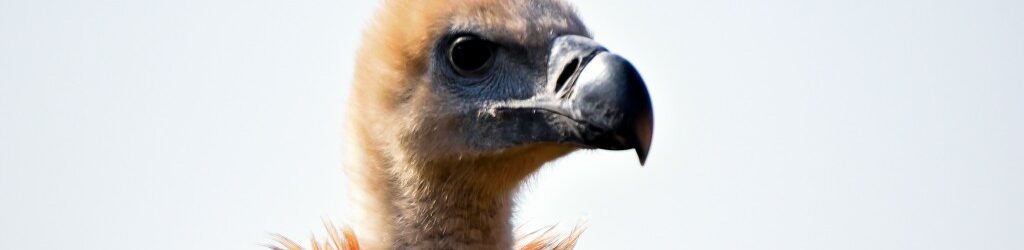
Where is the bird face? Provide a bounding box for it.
[353,0,652,172]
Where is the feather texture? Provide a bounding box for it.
[271,222,583,250]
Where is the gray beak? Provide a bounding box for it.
[547,35,654,165]
[488,35,654,165]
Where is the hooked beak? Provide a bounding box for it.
[492,35,654,165]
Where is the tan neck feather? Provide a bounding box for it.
[347,147,539,249]
[346,131,576,249]
[390,166,517,249]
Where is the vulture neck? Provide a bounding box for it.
[383,155,543,249]
[348,123,568,248]
[391,164,521,249]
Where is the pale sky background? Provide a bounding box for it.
[1,0,1022,249]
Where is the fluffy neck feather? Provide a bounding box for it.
[346,134,568,249]
[390,164,518,249]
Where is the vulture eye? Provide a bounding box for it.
[448,36,495,77]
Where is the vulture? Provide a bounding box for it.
[274,0,653,249]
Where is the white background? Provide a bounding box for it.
[2,0,1022,249]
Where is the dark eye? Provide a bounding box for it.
[448,36,495,77]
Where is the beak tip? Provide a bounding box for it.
[636,147,648,166]
[633,114,653,167]
[626,122,651,167]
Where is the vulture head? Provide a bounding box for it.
[278,0,653,249]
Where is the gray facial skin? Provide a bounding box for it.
[431,33,654,165]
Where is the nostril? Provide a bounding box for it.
[554,58,580,94]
